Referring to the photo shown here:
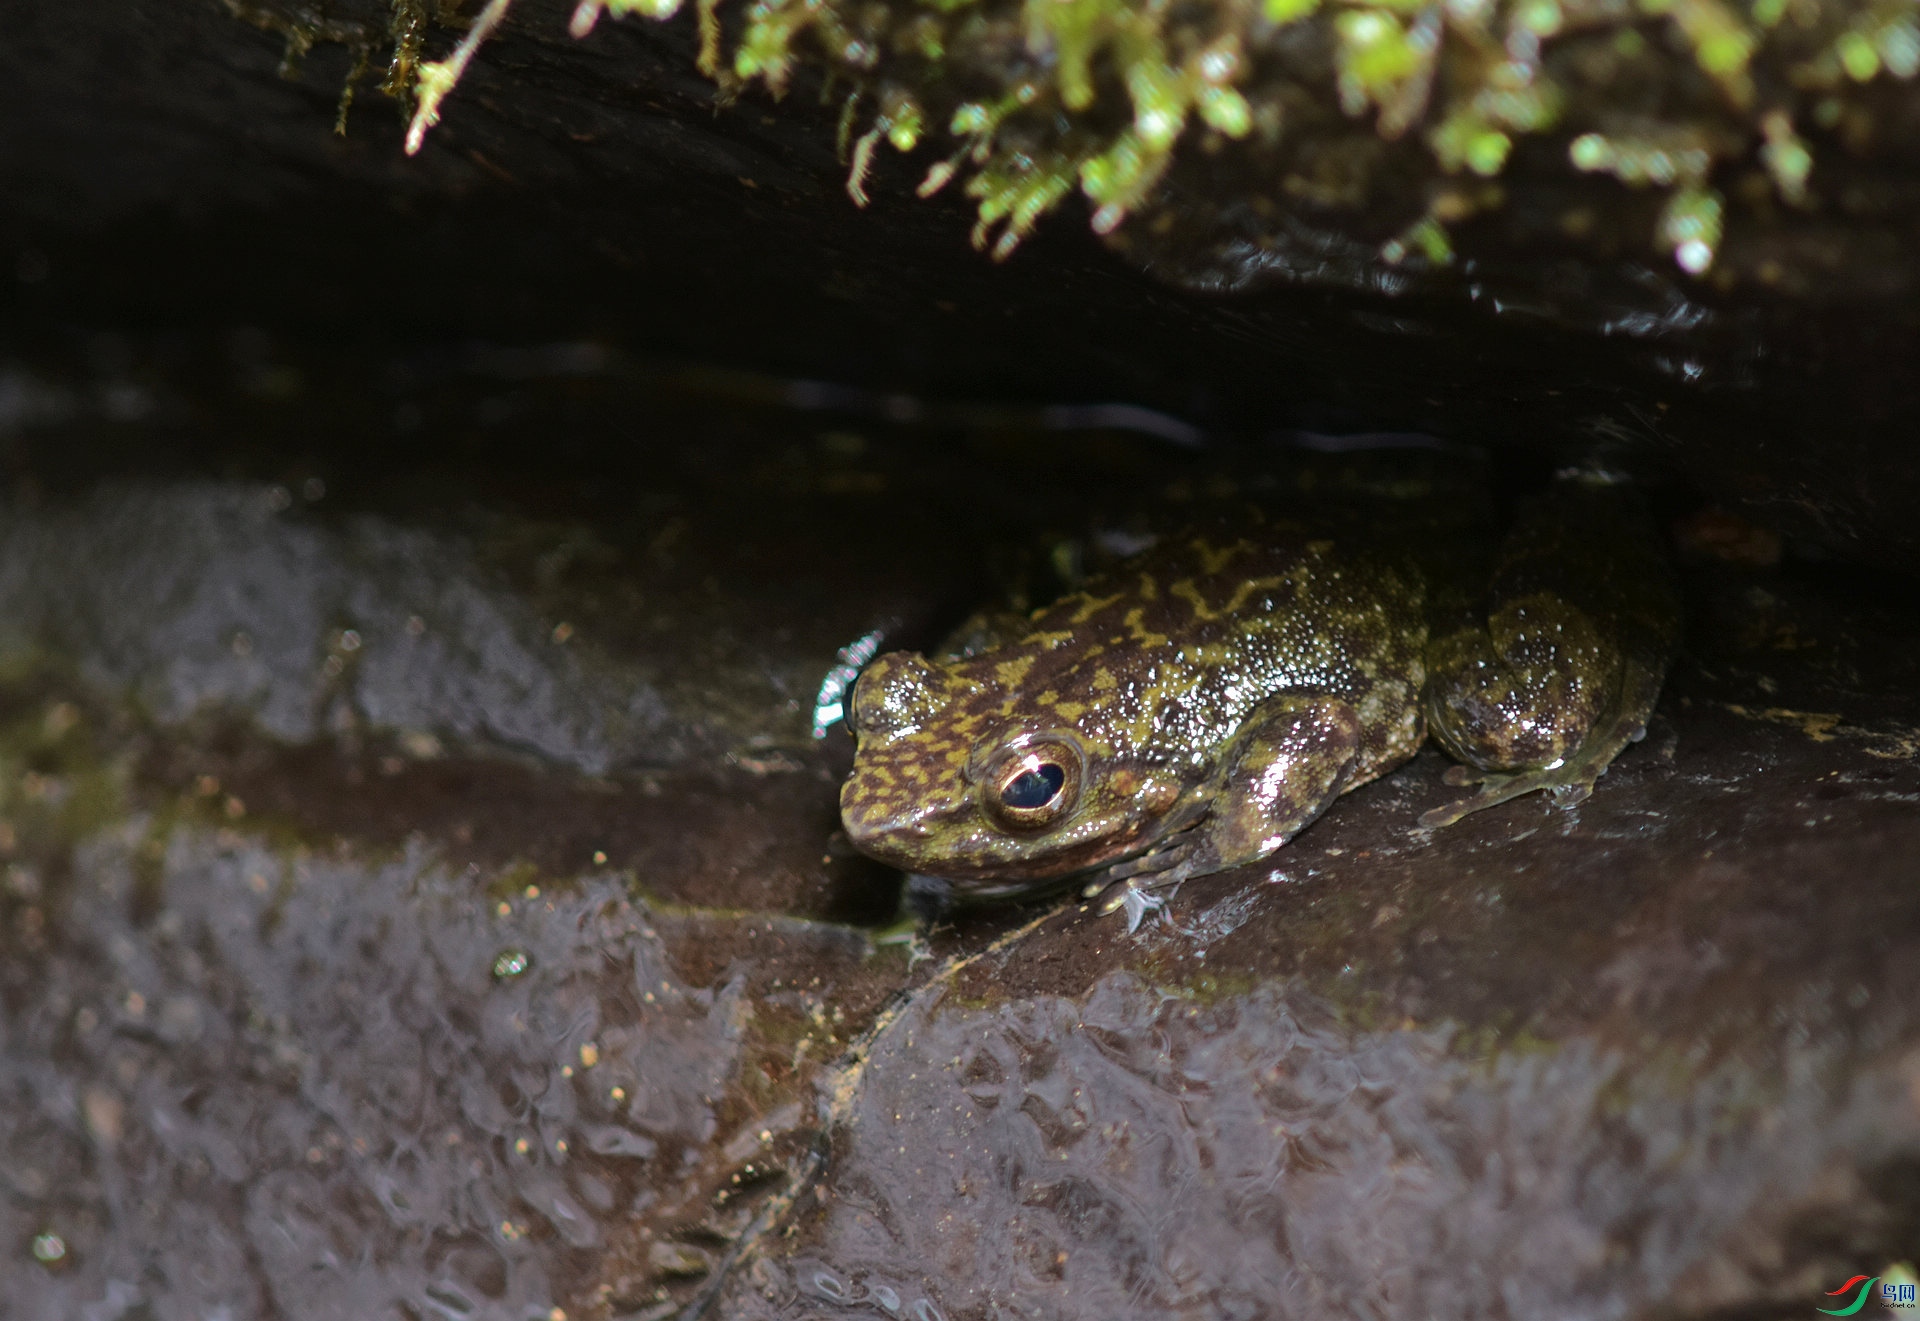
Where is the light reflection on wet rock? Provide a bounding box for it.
[727,971,1920,1320]
[0,829,748,1319]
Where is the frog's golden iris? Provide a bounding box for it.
[981,733,1083,830]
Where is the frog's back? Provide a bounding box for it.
[955,528,1429,779]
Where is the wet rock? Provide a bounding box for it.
[1,435,1917,1321]
[729,962,1919,1317]
[0,482,680,772]
[0,816,885,1319]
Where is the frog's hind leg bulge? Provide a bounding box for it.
[1421,475,1679,828]
[1420,677,1650,828]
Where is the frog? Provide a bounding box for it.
[838,473,1679,910]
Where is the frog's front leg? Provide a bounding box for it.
[1094,691,1364,896]
[1421,476,1679,828]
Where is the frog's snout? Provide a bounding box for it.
[840,801,935,847]
[846,814,934,844]
[839,779,958,867]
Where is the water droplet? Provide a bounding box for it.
[807,1268,852,1301]
[31,1232,66,1265]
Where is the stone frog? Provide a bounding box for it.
[838,474,1679,910]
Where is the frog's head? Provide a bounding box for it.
[838,650,1185,902]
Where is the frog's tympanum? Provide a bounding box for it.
[840,476,1678,908]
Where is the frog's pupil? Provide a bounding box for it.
[1003,762,1065,809]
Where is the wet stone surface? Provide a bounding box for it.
[0,832,860,1319]
[0,671,911,1319]
[0,423,1917,1319]
[725,702,1920,1319]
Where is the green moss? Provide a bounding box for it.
[231,0,1920,284]
[968,152,1082,257]
[1646,0,1758,100]
[1382,215,1455,265]
[602,0,689,18]
[1335,10,1433,126]
[0,696,128,858]
[224,0,456,132]
[1569,131,1713,188]
[733,0,810,85]
[1759,110,1812,204]
[1659,184,1726,274]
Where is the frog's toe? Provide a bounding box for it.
[1097,880,1172,931]
[1547,781,1594,808]
[1090,846,1185,891]
[1422,770,1543,828]
[1420,779,1502,828]
[1080,849,1182,907]
[1436,759,1539,793]
[1420,757,1605,828]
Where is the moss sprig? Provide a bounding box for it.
[232,0,1920,282]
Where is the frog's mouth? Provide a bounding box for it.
[902,867,1085,915]
[898,813,1210,910]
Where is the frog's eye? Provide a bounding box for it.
[983,737,1083,830]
